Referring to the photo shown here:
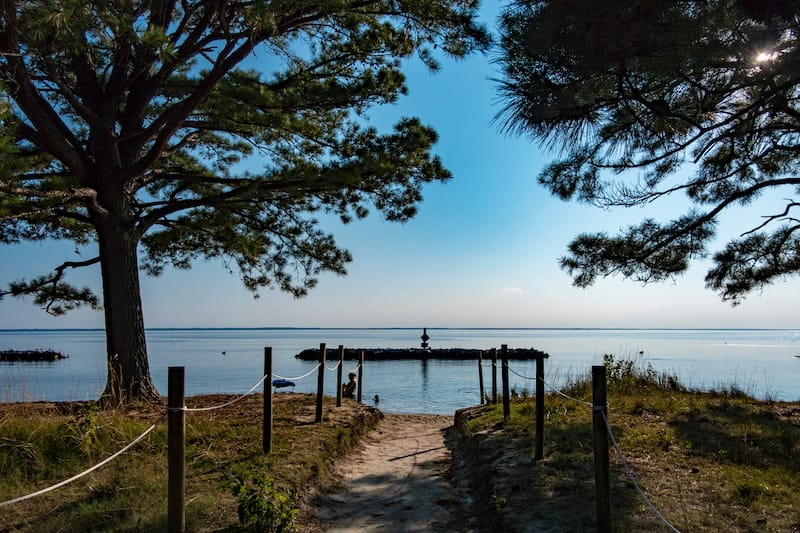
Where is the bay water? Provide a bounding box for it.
[1,328,798,414]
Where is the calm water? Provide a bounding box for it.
[1,328,799,414]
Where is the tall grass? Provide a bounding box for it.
[0,394,381,532]
[459,355,800,532]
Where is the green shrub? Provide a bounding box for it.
[63,404,101,453]
[603,353,683,393]
[230,472,298,532]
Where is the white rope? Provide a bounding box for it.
[325,359,341,372]
[346,363,361,374]
[600,410,681,533]
[0,418,161,508]
[507,365,537,380]
[182,374,268,412]
[272,363,321,382]
[540,378,593,409]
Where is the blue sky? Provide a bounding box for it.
[1,2,798,330]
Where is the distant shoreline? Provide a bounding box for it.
[0,349,67,362]
[2,327,798,332]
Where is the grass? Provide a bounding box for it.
[0,394,381,532]
[2,356,799,532]
[458,354,800,532]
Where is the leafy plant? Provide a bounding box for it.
[603,353,682,394]
[230,472,298,532]
[63,404,101,453]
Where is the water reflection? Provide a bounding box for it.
[420,358,429,406]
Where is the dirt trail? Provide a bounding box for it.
[299,414,480,532]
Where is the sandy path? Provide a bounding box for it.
[300,414,479,532]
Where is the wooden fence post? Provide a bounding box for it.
[336,345,344,407]
[168,367,185,533]
[535,354,545,460]
[263,347,273,454]
[357,350,364,403]
[593,365,611,532]
[477,350,485,404]
[491,348,498,404]
[501,344,510,420]
[315,343,326,423]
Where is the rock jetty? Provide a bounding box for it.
[0,349,68,362]
[295,347,549,361]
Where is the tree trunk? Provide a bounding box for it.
[97,222,160,405]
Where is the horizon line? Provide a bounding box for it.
[2,326,798,332]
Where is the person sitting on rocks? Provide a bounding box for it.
[342,372,357,399]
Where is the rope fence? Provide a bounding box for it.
[181,374,269,412]
[601,410,681,533]
[272,362,321,382]
[0,417,163,509]
[507,364,537,381]
[0,370,271,509]
[493,355,680,532]
[4,342,680,532]
[540,376,593,408]
[0,346,356,518]
[516,366,679,532]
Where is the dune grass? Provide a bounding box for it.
[3,356,798,532]
[0,394,380,532]
[459,355,800,532]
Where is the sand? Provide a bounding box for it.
[298,414,482,532]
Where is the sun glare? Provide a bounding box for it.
[755,51,777,63]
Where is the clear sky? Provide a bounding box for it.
[1,2,798,330]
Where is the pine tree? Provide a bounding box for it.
[0,0,490,404]
[497,0,800,303]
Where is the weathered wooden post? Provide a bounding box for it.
[336,345,344,407]
[477,350,485,404]
[501,344,510,420]
[315,343,326,423]
[535,353,545,460]
[593,365,611,532]
[168,367,185,533]
[357,350,364,403]
[491,347,498,404]
[263,347,273,454]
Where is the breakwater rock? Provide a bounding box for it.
[0,349,68,362]
[295,347,549,361]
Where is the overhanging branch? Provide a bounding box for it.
[1,256,101,315]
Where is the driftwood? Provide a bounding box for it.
[295,347,549,361]
[0,349,68,362]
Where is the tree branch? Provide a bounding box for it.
[1,256,101,315]
[742,201,800,236]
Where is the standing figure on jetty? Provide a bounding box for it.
[342,372,357,399]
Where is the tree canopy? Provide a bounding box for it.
[0,0,489,403]
[496,0,800,304]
